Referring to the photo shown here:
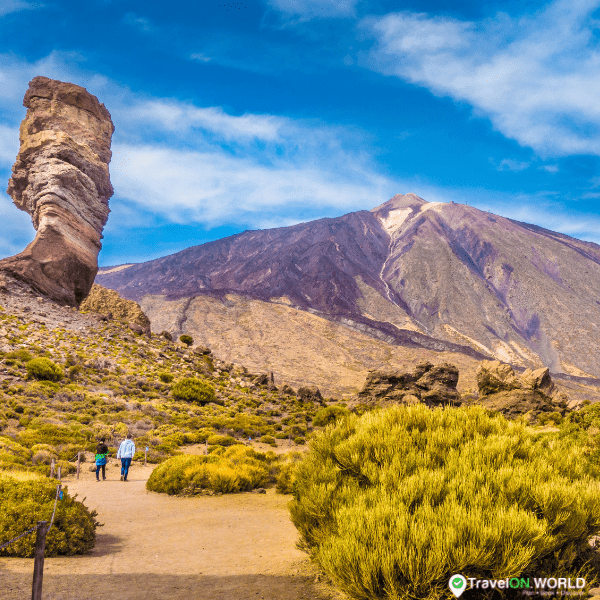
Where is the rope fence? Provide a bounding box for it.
[0,483,62,551]
[0,523,41,552]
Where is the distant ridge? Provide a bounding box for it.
[97,193,600,381]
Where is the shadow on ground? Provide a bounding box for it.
[0,572,337,600]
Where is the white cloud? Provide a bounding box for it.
[123,12,153,33]
[0,0,42,17]
[110,142,396,228]
[266,0,360,20]
[190,53,212,63]
[0,125,19,166]
[116,100,285,143]
[540,164,559,173]
[361,0,600,158]
[497,159,530,172]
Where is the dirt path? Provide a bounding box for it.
[0,460,337,600]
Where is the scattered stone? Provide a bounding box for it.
[80,284,150,333]
[193,345,211,355]
[355,361,461,407]
[0,76,114,306]
[475,361,568,421]
[297,386,324,403]
[160,331,173,341]
[280,384,296,396]
[129,323,143,335]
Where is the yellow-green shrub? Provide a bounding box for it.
[146,445,271,495]
[312,405,350,427]
[171,377,215,405]
[26,358,63,382]
[0,472,100,557]
[290,404,600,600]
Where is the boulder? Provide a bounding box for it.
[356,361,461,407]
[476,361,568,421]
[476,361,521,395]
[280,384,296,396]
[297,386,324,403]
[0,76,114,305]
[80,284,150,334]
[192,345,211,356]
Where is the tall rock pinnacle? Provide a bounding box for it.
[0,76,114,305]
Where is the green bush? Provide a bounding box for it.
[5,349,33,363]
[171,377,216,405]
[0,472,100,557]
[537,411,563,426]
[275,452,303,494]
[290,404,600,600]
[158,372,174,383]
[26,358,63,382]
[206,434,237,447]
[312,405,350,427]
[179,335,194,347]
[146,445,271,495]
[260,435,277,446]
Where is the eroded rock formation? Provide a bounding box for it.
[80,284,150,334]
[476,361,568,421]
[356,361,461,407]
[0,76,114,305]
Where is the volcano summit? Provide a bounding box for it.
[96,194,600,388]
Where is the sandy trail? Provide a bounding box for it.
[0,460,335,600]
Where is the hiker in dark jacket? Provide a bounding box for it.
[95,438,109,481]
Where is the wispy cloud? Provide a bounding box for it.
[496,158,530,172]
[190,53,212,63]
[360,0,600,158]
[122,12,154,33]
[540,164,559,173]
[266,0,360,21]
[0,0,43,18]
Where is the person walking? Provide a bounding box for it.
[117,433,136,481]
[95,438,109,481]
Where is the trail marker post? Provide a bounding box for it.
[57,466,61,481]
[76,452,81,479]
[205,440,208,455]
[50,459,55,479]
[145,447,148,466]
[31,521,48,600]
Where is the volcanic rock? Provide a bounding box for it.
[356,361,461,407]
[80,284,150,334]
[297,386,324,403]
[0,76,114,306]
[476,361,568,420]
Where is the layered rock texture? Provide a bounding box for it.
[96,192,600,387]
[476,360,569,420]
[0,76,114,306]
[355,361,461,407]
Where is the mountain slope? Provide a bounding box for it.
[97,193,600,381]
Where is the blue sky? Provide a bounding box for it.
[1,0,600,266]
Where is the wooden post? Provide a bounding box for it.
[31,521,48,600]
[288,432,291,447]
[144,447,147,467]
[205,440,208,455]
[50,459,55,479]
[76,452,81,480]
[57,466,61,481]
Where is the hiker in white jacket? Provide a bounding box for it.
[117,433,136,481]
